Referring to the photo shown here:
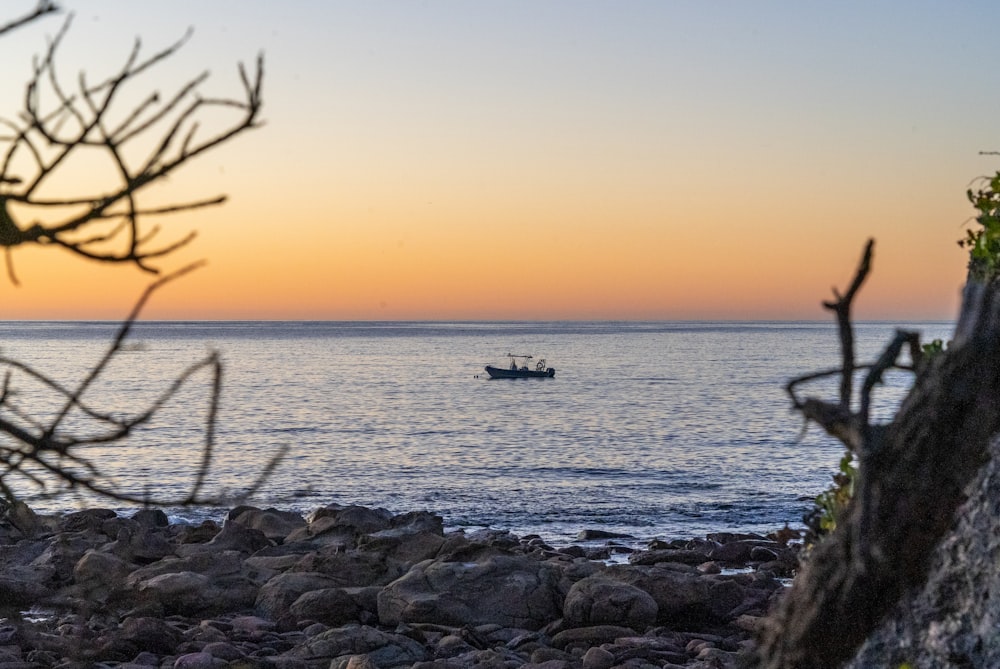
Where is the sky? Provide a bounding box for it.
[0,1,998,321]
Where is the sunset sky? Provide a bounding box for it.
[1,1,998,320]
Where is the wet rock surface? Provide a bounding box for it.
[0,502,799,668]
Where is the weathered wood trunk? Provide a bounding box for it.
[758,275,1000,668]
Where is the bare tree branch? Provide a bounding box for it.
[784,240,920,453]
[0,14,263,275]
[0,265,283,507]
[0,1,56,38]
[822,239,873,409]
[0,9,281,510]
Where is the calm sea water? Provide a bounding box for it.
[0,320,952,546]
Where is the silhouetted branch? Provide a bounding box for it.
[822,239,873,408]
[0,13,264,280]
[0,266,284,506]
[0,7,281,509]
[786,240,919,451]
[0,1,56,38]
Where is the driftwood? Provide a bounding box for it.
[758,241,1000,667]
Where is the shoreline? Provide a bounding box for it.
[0,501,799,668]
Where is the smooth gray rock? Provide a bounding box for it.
[603,564,746,624]
[229,507,307,543]
[377,554,564,630]
[255,571,343,620]
[563,575,657,630]
[289,587,362,626]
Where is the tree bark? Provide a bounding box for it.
[758,274,1000,668]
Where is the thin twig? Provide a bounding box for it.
[822,239,874,409]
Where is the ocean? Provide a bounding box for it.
[0,320,953,546]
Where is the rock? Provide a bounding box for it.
[697,561,722,575]
[126,550,244,587]
[136,571,257,615]
[563,576,657,630]
[290,546,407,587]
[340,654,379,669]
[131,509,170,529]
[357,530,445,565]
[229,615,277,634]
[174,520,221,544]
[708,539,783,564]
[173,651,227,669]
[558,545,586,559]
[377,554,564,629]
[177,520,271,555]
[434,634,478,658]
[73,549,132,602]
[603,565,747,624]
[577,529,634,540]
[289,587,362,626]
[255,571,343,621]
[229,507,307,543]
[550,625,637,650]
[388,510,444,535]
[706,532,766,543]
[114,616,183,656]
[60,508,117,533]
[108,525,176,564]
[0,563,57,605]
[289,624,427,665]
[582,646,615,669]
[31,530,109,586]
[136,571,210,610]
[528,656,579,669]
[629,548,711,566]
[749,546,780,562]
[5,501,56,538]
[0,502,778,669]
[304,505,394,536]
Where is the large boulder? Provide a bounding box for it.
[289,587,363,626]
[357,530,446,566]
[126,550,246,587]
[297,505,394,539]
[0,563,57,606]
[176,520,271,556]
[603,564,747,624]
[4,501,58,538]
[136,570,258,615]
[289,546,408,587]
[377,554,564,629]
[229,506,307,543]
[73,549,133,603]
[105,524,175,564]
[563,575,658,630]
[255,571,344,621]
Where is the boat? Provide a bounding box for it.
[485,354,555,379]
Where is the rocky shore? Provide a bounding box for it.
[0,502,799,668]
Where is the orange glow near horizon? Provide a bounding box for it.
[0,2,992,322]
